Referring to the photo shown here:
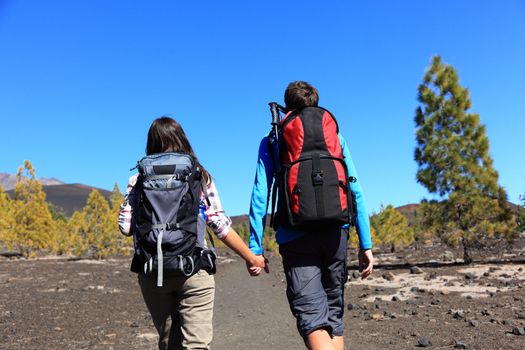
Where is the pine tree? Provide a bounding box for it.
[48,202,67,222]
[0,185,15,249]
[263,226,278,252]
[518,183,525,233]
[110,183,123,213]
[82,190,118,258]
[10,161,57,257]
[415,56,516,263]
[348,225,377,249]
[233,221,250,242]
[55,211,89,256]
[371,205,413,252]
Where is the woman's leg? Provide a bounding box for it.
[138,274,182,350]
[178,269,215,350]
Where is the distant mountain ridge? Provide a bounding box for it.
[5,181,112,217]
[3,170,520,222]
[0,173,64,191]
[40,184,112,217]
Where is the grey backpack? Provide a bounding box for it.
[132,152,215,286]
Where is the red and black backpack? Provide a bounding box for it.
[270,106,355,229]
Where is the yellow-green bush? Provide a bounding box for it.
[7,161,57,257]
[262,226,278,252]
[348,225,377,249]
[0,185,15,248]
[371,204,414,252]
[0,161,133,258]
[82,190,123,258]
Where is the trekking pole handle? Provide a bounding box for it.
[269,102,285,126]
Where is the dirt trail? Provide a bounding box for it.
[0,248,524,350]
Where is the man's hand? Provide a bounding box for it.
[247,255,269,276]
[358,249,374,279]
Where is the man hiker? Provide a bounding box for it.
[247,81,374,350]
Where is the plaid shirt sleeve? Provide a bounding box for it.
[203,179,232,240]
[118,174,138,236]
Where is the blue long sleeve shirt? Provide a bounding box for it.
[248,133,372,255]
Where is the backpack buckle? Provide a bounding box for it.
[165,223,180,230]
[312,171,324,185]
[179,256,195,276]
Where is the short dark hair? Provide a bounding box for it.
[284,81,319,110]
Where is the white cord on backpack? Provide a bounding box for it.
[157,230,164,287]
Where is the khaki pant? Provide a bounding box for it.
[139,269,215,350]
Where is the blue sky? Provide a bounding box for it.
[1,0,524,215]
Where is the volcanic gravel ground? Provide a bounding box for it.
[0,242,524,350]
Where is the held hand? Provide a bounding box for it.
[358,249,374,279]
[262,256,270,273]
[246,255,269,276]
[246,261,262,276]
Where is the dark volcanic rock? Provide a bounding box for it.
[453,311,465,320]
[347,303,360,311]
[410,266,424,274]
[417,336,431,347]
[382,272,395,281]
[424,271,438,281]
[464,272,476,280]
[454,340,469,349]
[511,326,525,336]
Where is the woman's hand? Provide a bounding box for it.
[247,255,269,276]
[219,227,269,276]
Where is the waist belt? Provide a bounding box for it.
[142,249,217,287]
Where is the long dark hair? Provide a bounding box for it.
[146,116,210,183]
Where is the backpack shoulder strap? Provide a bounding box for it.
[199,173,212,207]
[267,130,280,228]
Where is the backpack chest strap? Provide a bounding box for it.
[143,223,181,230]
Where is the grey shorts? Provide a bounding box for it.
[279,227,348,340]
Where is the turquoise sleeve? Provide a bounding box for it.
[248,136,274,255]
[339,134,373,250]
